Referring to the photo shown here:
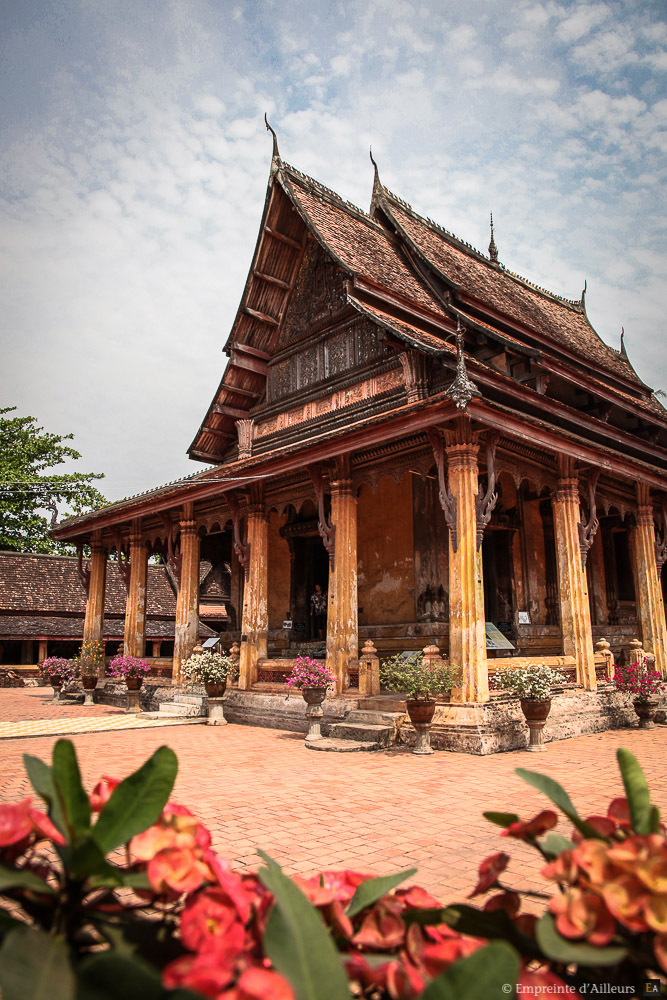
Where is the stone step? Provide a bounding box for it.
[172,694,207,706]
[156,702,204,717]
[305,737,384,753]
[328,721,394,747]
[345,709,404,726]
[361,695,407,713]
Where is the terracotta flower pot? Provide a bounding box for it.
[205,680,227,699]
[125,677,143,691]
[81,676,98,691]
[302,686,327,742]
[633,698,660,730]
[51,677,64,702]
[406,698,436,755]
[520,698,551,751]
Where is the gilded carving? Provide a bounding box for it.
[578,469,600,570]
[427,427,458,552]
[475,432,499,551]
[655,503,667,579]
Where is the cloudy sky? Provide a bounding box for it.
[1,0,665,503]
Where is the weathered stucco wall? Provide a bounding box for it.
[358,475,414,624]
[268,512,291,629]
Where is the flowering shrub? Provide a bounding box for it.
[39,655,77,685]
[286,656,335,691]
[72,638,105,677]
[380,653,456,700]
[107,653,152,680]
[0,742,666,999]
[499,663,564,700]
[614,656,665,703]
[183,650,237,685]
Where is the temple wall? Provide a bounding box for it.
[412,475,449,623]
[357,475,414,625]
[268,512,291,629]
[521,497,549,625]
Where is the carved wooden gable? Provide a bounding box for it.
[267,242,388,405]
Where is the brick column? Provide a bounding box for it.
[552,470,596,690]
[83,537,107,648]
[446,432,488,704]
[326,463,358,695]
[124,527,148,658]
[239,510,269,689]
[172,519,200,685]
[633,486,667,676]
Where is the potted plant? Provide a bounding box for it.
[40,656,76,701]
[614,656,666,729]
[286,656,336,742]
[72,640,105,704]
[107,654,151,713]
[183,650,237,698]
[380,653,455,754]
[499,663,564,751]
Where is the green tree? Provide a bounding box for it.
[0,406,107,553]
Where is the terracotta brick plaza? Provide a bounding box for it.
[1,688,666,904]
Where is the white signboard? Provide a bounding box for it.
[485,622,515,651]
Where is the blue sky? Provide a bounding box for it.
[1,0,665,501]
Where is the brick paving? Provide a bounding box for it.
[1,689,666,904]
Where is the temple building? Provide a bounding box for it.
[52,139,667,742]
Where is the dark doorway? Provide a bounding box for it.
[482,529,516,641]
[290,534,330,640]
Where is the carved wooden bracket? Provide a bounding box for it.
[227,494,251,574]
[159,512,182,585]
[112,528,132,591]
[655,502,667,579]
[578,468,601,570]
[427,428,458,552]
[236,418,254,460]
[76,543,90,595]
[307,466,336,570]
[398,350,428,403]
[475,432,499,551]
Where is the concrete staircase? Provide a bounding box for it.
[145,692,207,720]
[308,707,404,752]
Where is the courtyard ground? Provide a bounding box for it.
[1,687,665,903]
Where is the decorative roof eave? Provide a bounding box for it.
[347,296,450,358]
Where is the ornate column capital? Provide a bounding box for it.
[178,518,197,538]
[555,477,579,503]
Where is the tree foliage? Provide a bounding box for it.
[0,406,106,553]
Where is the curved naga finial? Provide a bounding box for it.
[264,113,280,159]
[369,146,380,183]
[620,326,628,357]
[581,278,587,310]
[488,212,498,263]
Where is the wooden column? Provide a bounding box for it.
[552,463,596,689]
[124,525,148,658]
[633,485,667,676]
[83,536,107,648]
[445,425,488,704]
[37,640,48,663]
[326,459,358,695]
[239,510,269,689]
[172,516,200,685]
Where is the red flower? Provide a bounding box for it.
[295,869,370,907]
[550,888,616,945]
[483,891,521,917]
[233,967,295,1000]
[90,776,120,812]
[28,807,66,847]
[147,845,214,895]
[501,810,558,841]
[0,799,33,847]
[180,888,246,956]
[353,900,406,950]
[395,885,443,909]
[163,952,235,998]
[468,852,510,897]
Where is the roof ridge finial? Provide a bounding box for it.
[488,212,499,263]
[445,320,481,410]
[369,146,380,184]
[264,113,280,160]
[581,278,587,310]
[620,326,628,357]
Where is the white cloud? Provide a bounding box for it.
[556,3,610,44]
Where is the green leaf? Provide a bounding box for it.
[483,811,520,829]
[539,833,576,859]
[404,907,450,926]
[536,914,628,966]
[93,746,178,854]
[616,748,654,835]
[516,768,605,840]
[649,805,661,834]
[77,952,199,1000]
[420,941,520,999]
[347,868,417,918]
[258,851,349,1000]
[0,864,55,894]
[440,904,542,959]
[52,740,91,839]
[23,754,66,837]
[0,925,75,1000]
